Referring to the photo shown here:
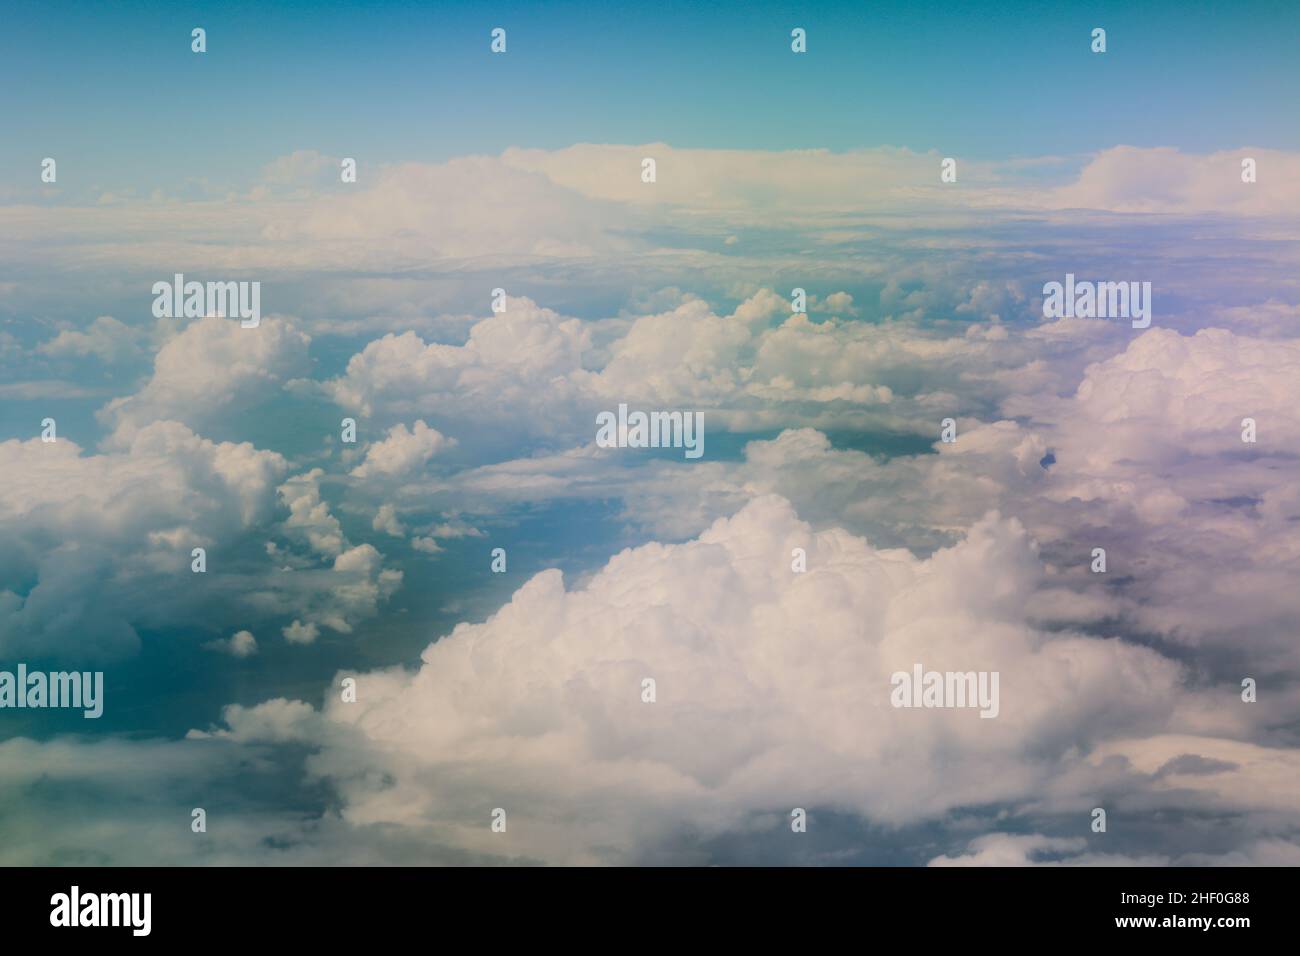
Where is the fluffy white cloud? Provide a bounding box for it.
[350,420,454,479]
[279,469,346,558]
[204,629,258,658]
[425,321,1300,675]
[0,422,287,659]
[37,316,145,364]
[282,620,320,645]
[326,299,593,436]
[325,290,1069,455]
[0,421,287,537]
[1016,327,1300,468]
[210,495,1249,863]
[97,315,311,442]
[272,470,404,635]
[0,421,404,659]
[1044,146,1300,216]
[1003,327,1300,668]
[372,503,405,536]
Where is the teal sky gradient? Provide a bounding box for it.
[3,0,1298,194]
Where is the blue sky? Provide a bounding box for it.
[3,0,1298,197]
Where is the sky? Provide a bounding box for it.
[1,0,1299,866]
[4,0,1299,193]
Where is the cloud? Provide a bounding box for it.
[929,829,1300,867]
[37,316,145,364]
[1004,326,1300,669]
[204,629,258,658]
[283,620,320,645]
[0,729,502,865]
[97,315,311,443]
[279,469,346,558]
[204,495,1247,863]
[5,137,1300,866]
[271,470,404,634]
[501,144,1001,219]
[927,833,1164,867]
[0,380,110,399]
[1091,735,1300,815]
[1044,146,1300,216]
[0,423,286,660]
[5,145,1296,301]
[350,421,454,479]
[324,298,595,450]
[190,698,324,743]
[929,834,1091,867]
[0,418,405,659]
[260,155,628,261]
[425,319,1300,676]
[372,503,405,536]
[324,289,1064,458]
[503,143,1300,221]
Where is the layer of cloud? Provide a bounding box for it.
[195,496,1283,864]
